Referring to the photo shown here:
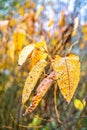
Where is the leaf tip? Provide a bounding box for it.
[23,109,29,116]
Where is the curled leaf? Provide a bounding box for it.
[23,72,54,116]
[22,60,47,104]
[53,53,80,103]
[18,44,34,65]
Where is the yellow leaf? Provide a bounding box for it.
[23,72,54,115]
[14,28,26,52]
[7,41,15,62]
[51,38,57,47]
[35,41,45,48]
[35,6,44,20]
[82,24,87,33]
[53,53,80,103]
[59,10,66,28]
[35,39,47,51]
[83,34,87,41]
[16,3,20,8]
[22,60,47,104]
[9,19,16,27]
[29,49,47,68]
[71,30,77,37]
[19,7,25,16]
[74,99,86,110]
[18,44,34,66]
[24,1,30,8]
[48,19,54,27]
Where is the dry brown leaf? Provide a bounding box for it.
[23,72,54,116]
[22,60,47,104]
[53,53,80,103]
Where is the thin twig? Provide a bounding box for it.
[67,40,78,55]
[32,113,54,122]
[10,114,43,129]
[54,85,61,123]
[53,85,68,130]
[2,125,14,130]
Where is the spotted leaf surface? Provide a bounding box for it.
[53,53,80,103]
[22,60,47,104]
[23,72,54,116]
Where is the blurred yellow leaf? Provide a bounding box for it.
[48,19,54,27]
[0,58,6,70]
[35,6,44,20]
[53,53,80,103]
[24,1,30,8]
[7,41,15,62]
[22,60,47,104]
[59,10,66,28]
[23,72,54,115]
[16,3,20,8]
[82,24,87,34]
[51,38,57,47]
[35,41,45,48]
[35,39,47,51]
[14,28,26,52]
[9,19,16,27]
[18,44,34,65]
[19,7,25,16]
[71,30,77,37]
[80,42,86,50]
[74,99,86,110]
[83,34,87,41]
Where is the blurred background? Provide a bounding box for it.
[0,0,87,130]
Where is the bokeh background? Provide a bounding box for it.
[0,0,87,130]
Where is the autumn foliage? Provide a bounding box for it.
[0,0,87,130]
